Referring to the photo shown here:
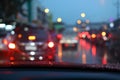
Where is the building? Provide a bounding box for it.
[17,0,49,25]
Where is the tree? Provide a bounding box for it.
[0,0,27,20]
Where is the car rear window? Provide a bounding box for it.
[17,27,49,42]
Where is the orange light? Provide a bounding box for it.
[91,34,96,38]
[77,20,82,24]
[2,39,8,45]
[28,36,36,41]
[101,32,106,36]
[18,34,22,38]
[48,42,54,48]
[8,43,16,49]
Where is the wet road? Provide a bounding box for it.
[0,39,120,65]
[56,39,116,65]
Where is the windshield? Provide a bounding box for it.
[0,0,120,67]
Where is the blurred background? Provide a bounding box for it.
[0,0,120,65]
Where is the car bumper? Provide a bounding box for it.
[8,48,56,62]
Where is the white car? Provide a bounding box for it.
[60,30,78,48]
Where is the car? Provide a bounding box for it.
[60,28,78,49]
[78,31,90,40]
[108,28,120,53]
[0,24,15,50]
[96,30,111,46]
[7,24,56,62]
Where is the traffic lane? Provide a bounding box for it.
[56,39,113,65]
[0,39,119,65]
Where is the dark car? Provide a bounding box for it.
[8,24,56,62]
[96,30,111,46]
[108,28,120,54]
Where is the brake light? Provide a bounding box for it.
[10,56,15,61]
[48,42,54,48]
[8,43,16,49]
[48,55,53,60]
[57,34,62,39]
[28,36,36,41]
[91,34,96,38]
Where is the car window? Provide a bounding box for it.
[0,0,120,69]
[16,27,49,42]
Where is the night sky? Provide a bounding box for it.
[40,0,117,24]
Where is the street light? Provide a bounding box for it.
[57,17,62,23]
[81,13,86,18]
[109,22,114,28]
[77,20,82,25]
[73,27,78,32]
[44,8,49,14]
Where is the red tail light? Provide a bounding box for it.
[57,34,62,39]
[10,56,15,61]
[48,55,53,60]
[48,41,54,48]
[8,43,16,49]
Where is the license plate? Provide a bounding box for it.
[25,46,37,50]
[64,44,73,47]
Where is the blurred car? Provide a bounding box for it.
[0,23,16,63]
[0,23,15,51]
[8,24,56,62]
[0,33,14,51]
[108,28,120,53]
[60,29,78,49]
[49,28,61,44]
[78,31,90,40]
[97,30,111,46]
